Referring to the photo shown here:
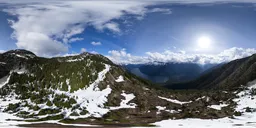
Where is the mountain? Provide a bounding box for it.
[0,49,166,125]
[165,54,256,90]
[124,63,217,84]
[0,49,255,127]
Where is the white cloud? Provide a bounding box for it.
[107,47,256,65]
[148,8,172,14]
[3,1,153,56]
[0,50,5,53]
[68,37,84,43]
[90,51,98,54]
[2,0,256,57]
[91,41,102,46]
[80,48,86,53]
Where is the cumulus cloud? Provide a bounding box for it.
[91,41,102,46]
[0,50,5,53]
[90,51,98,54]
[68,38,84,43]
[2,1,153,56]
[2,0,256,57]
[80,48,86,53]
[148,8,172,14]
[107,47,256,65]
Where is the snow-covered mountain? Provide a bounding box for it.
[0,49,256,127]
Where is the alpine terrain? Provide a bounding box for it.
[0,50,256,127]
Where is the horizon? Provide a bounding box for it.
[0,0,256,64]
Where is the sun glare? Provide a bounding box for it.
[197,36,211,49]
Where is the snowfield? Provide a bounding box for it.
[1,70,256,128]
[158,96,192,105]
[151,81,256,128]
[115,75,124,82]
[0,75,11,88]
[110,91,137,110]
[208,103,229,110]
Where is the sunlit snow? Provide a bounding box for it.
[115,75,124,82]
[110,91,137,110]
[158,96,192,105]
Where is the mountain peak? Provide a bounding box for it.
[2,49,37,59]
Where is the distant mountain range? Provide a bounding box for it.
[123,62,219,84]
[165,54,256,90]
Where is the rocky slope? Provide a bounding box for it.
[166,54,256,90]
[0,49,255,127]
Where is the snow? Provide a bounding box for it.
[0,92,27,127]
[110,91,137,110]
[208,103,229,110]
[234,80,256,112]
[0,112,23,128]
[53,64,112,118]
[12,68,27,74]
[151,81,256,128]
[0,111,99,128]
[152,115,256,128]
[12,53,28,59]
[66,79,71,92]
[66,58,84,62]
[0,75,11,88]
[0,62,6,65]
[156,106,179,114]
[158,96,192,105]
[115,75,124,82]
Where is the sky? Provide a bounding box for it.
[0,0,256,64]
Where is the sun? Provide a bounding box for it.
[197,36,211,49]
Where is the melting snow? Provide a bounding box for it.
[234,80,256,112]
[208,104,229,110]
[115,75,124,82]
[12,68,27,74]
[156,106,179,114]
[0,62,6,65]
[66,58,84,62]
[11,53,29,59]
[54,64,112,118]
[110,91,137,110]
[0,75,11,88]
[151,81,256,128]
[158,96,192,105]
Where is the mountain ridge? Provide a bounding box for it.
[0,49,256,127]
[165,54,256,90]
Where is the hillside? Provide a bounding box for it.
[165,54,256,90]
[0,49,255,127]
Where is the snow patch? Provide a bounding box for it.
[110,91,137,110]
[208,104,229,110]
[66,79,71,92]
[234,81,256,112]
[0,62,6,65]
[66,58,84,62]
[152,81,256,128]
[115,75,124,82]
[53,64,112,118]
[12,68,27,74]
[0,75,11,88]
[158,96,192,105]
[156,106,179,115]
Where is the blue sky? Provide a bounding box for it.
[0,1,256,64]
